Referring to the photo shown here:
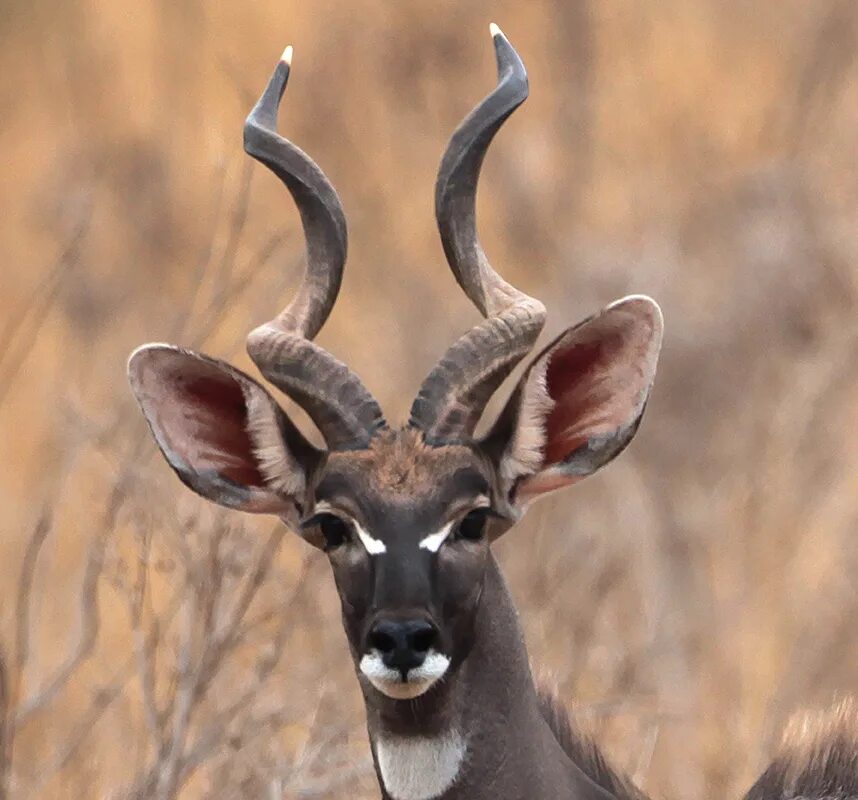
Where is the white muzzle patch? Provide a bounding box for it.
[359,650,450,700]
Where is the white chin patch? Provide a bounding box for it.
[359,651,450,700]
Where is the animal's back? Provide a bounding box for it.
[744,697,858,800]
[540,692,858,800]
[537,690,650,800]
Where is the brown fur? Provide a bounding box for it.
[744,697,858,800]
[324,427,478,497]
[537,690,650,800]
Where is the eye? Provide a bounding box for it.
[303,512,351,551]
[454,508,490,542]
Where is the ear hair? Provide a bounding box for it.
[484,295,663,509]
[243,388,306,499]
[499,357,554,485]
[128,343,318,517]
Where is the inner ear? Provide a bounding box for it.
[157,359,267,489]
[129,345,319,516]
[540,300,658,467]
[483,296,663,505]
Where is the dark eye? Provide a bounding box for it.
[316,513,350,550]
[454,508,490,542]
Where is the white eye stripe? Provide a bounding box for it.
[314,503,387,555]
[418,522,454,553]
[313,501,491,555]
[353,519,387,555]
[419,501,493,552]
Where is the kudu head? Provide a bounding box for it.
[128,26,662,705]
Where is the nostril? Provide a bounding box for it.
[366,620,440,668]
[369,628,397,654]
[408,625,437,654]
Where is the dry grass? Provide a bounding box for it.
[1,1,857,798]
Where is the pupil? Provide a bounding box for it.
[458,509,487,541]
[319,515,348,549]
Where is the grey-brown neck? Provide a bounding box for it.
[127,22,858,800]
[362,557,617,800]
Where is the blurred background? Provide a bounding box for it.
[1,1,857,798]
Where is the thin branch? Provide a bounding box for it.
[191,229,292,352]
[29,586,185,796]
[0,209,91,409]
[0,210,90,365]
[157,593,197,799]
[13,511,53,680]
[212,159,254,300]
[0,511,55,786]
[129,524,162,746]
[193,525,286,702]
[171,159,229,342]
[179,553,311,778]
[13,480,128,726]
[0,643,9,800]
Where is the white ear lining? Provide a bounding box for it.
[243,387,306,499]
[499,356,554,485]
[496,295,664,502]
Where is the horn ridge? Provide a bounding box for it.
[244,48,386,450]
[410,25,546,441]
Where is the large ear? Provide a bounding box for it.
[483,296,663,508]
[127,344,320,519]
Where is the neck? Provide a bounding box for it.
[361,556,614,800]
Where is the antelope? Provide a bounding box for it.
[128,24,858,800]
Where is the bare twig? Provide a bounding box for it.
[0,643,10,800]
[30,585,185,796]
[0,510,55,787]
[13,481,125,726]
[129,523,163,745]
[0,209,91,409]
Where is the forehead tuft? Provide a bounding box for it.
[322,428,483,500]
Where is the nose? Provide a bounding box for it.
[367,619,440,677]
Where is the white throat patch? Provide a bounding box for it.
[375,730,467,800]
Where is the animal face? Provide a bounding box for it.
[127,27,663,705]
[304,430,508,699]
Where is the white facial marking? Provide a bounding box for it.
[314,504,386,554]
[376,730,467,800]
[353,519,387,555]
[418,522,454,553]
[359,651,450,700]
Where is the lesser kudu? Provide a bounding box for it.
[128,24,857,800]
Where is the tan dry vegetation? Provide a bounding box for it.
[1,1,857,798]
